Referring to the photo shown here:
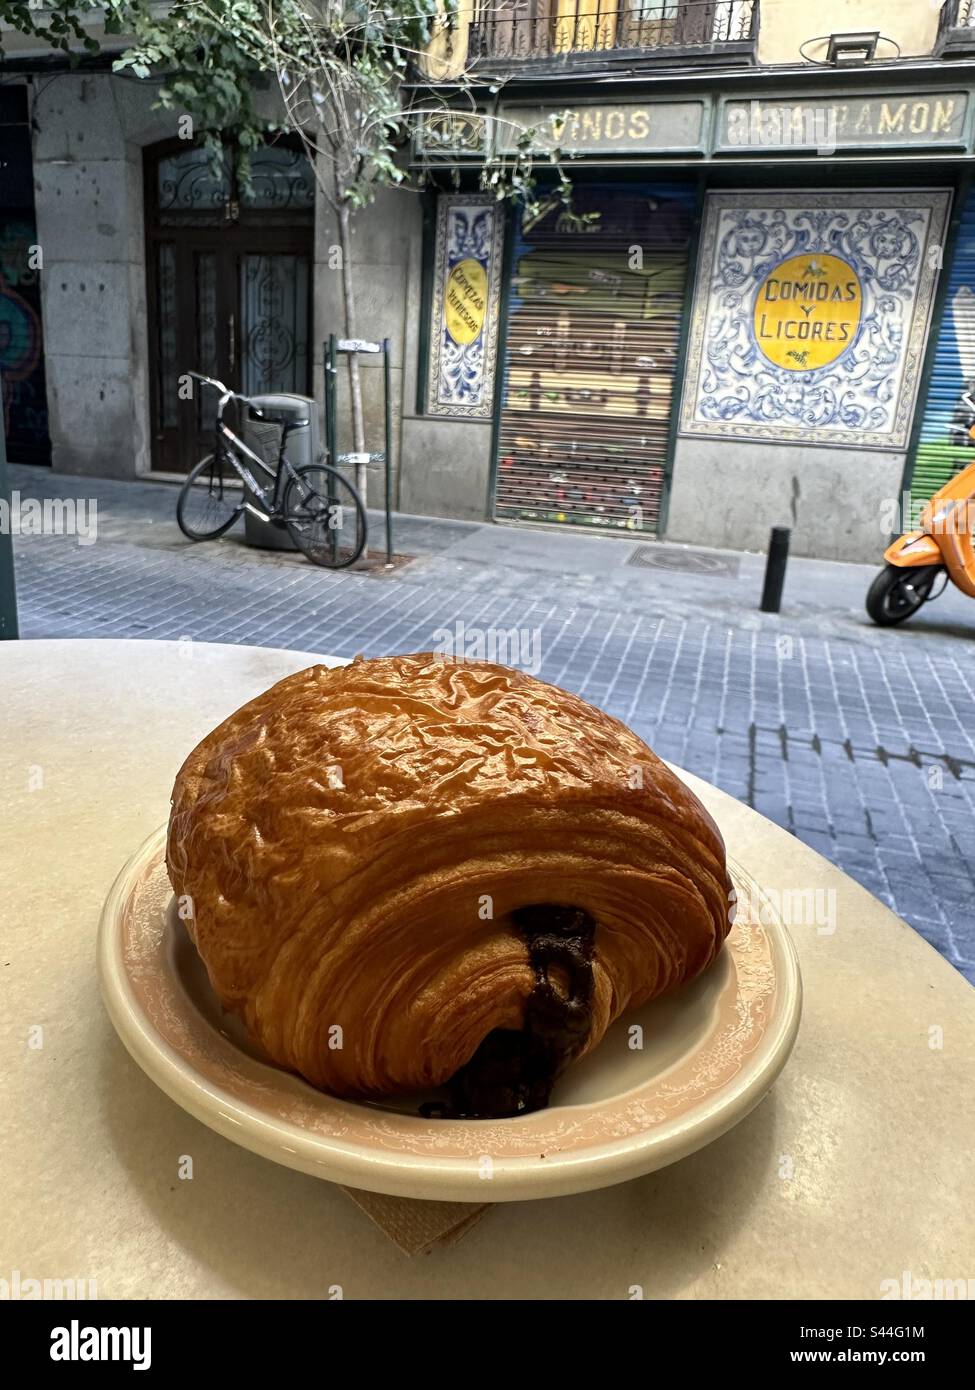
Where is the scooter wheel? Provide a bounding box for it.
[866,563,942,626]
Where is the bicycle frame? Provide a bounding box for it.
[216,417,295,522]
[187,371,348,557]
[191,371,302,523]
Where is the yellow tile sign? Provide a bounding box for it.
[445,258,488,346]
[753,252,862,371]
[428,196,503,418]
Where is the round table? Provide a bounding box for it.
[1,639,972,1299]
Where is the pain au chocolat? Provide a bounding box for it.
[167,654,734,1119]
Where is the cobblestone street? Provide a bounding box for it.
[8,463,975,983]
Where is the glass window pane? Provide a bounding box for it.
[196,253,219,429]
[156,244,178,428]
[157,146,231,214]
[239,254,310,396]
[240,145,315,211]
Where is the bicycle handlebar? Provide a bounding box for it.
[186,370,265,418]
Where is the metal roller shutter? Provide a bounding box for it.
[911,188,975,506]
[494,182,695,534]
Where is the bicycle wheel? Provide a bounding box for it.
[283,463,367,569]
[177,451,243,541]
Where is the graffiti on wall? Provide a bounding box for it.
[910,197,975,506]
[426,195,504,418]
[0,218,49,461]
[679,191,951,450]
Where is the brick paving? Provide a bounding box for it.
[6,462,975,983]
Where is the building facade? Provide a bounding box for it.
[5,2,975,560]
[406,0,975,559]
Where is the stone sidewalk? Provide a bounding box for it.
[6,462,975,984]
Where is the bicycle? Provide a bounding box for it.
[176,371,367,569]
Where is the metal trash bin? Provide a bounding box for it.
[241,393,318,551]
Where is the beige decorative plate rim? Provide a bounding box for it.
[97,826,802,1202]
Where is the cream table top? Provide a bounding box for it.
[1,639,972,1300]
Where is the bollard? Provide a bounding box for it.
[760,526,791,613]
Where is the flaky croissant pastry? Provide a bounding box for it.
[167,654,733,1118]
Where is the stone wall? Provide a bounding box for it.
[667,438,903,562]
[30,74,169,477]
[25,71,495,519]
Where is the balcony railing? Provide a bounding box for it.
[937,0,975,56]
[468,1,758,65]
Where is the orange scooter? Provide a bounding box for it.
[867,433,975,627]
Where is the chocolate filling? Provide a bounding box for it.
[422,904,596,1120]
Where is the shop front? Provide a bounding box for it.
[495,181,695,533]
[910,178,975,516]
[409,72,975,560]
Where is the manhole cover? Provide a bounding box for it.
[626,545,740,577]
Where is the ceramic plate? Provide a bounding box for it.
[97,826,801,1203]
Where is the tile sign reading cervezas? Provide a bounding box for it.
[427,195,504,419]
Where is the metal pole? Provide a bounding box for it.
[0,392,20,640]
[325,334,338,566]
[383,337,393,568]
[325,334,338,467]
[760,526,791,614]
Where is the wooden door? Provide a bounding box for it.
[145,139,314,471]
